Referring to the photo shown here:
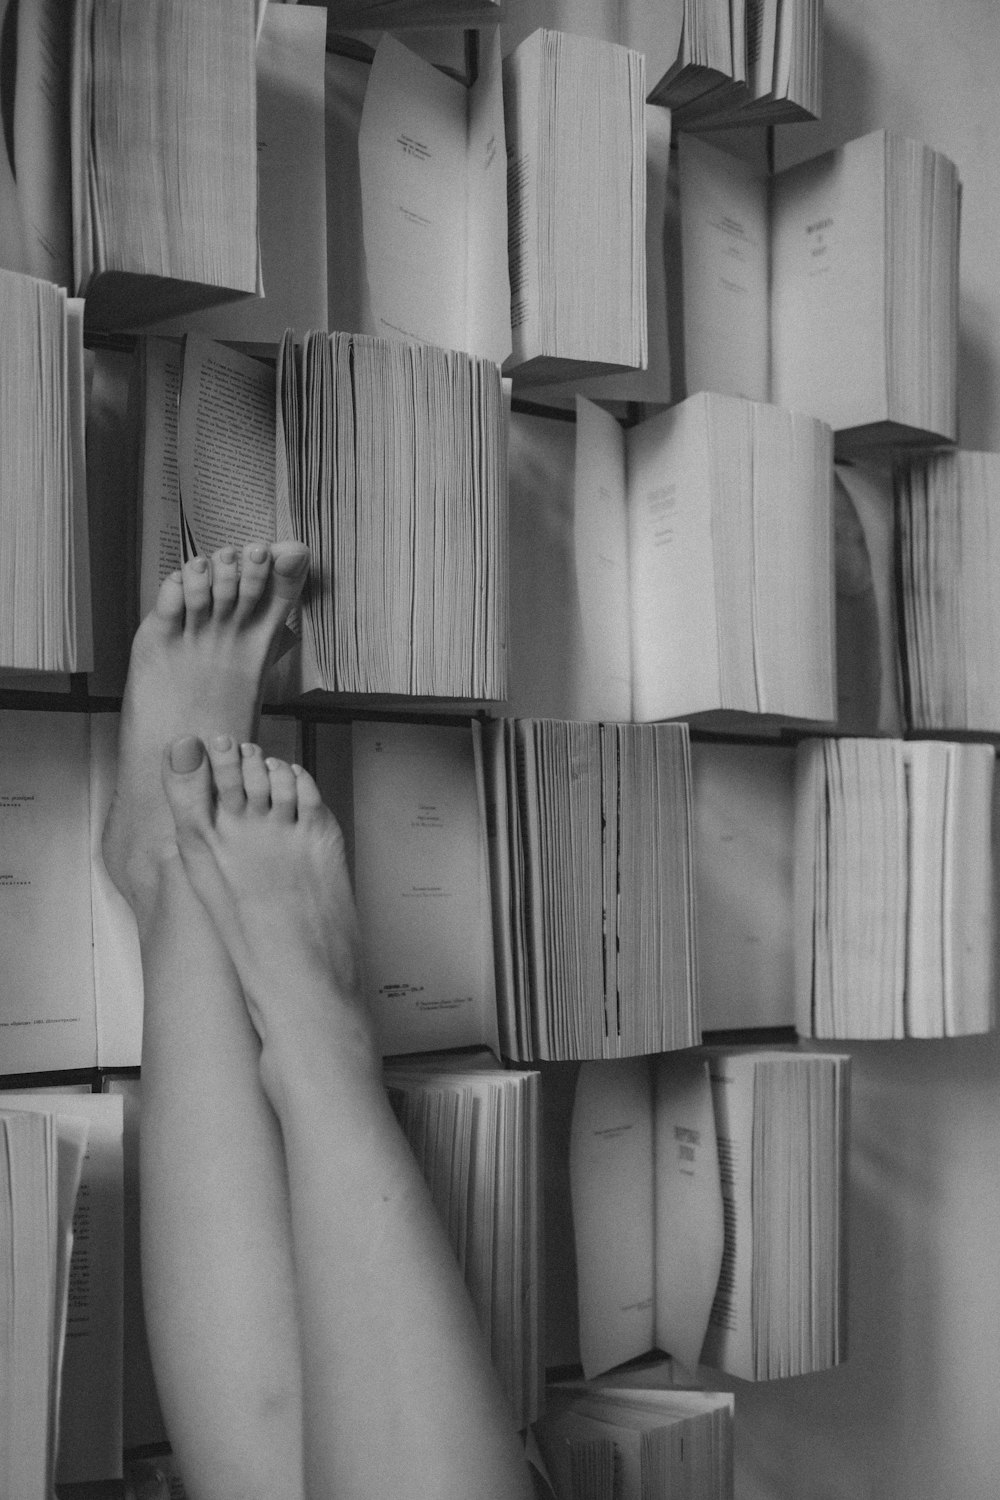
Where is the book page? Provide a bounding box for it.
[700,1052,756,1379]
[10,0,73,286]
[359,35,482,355]
[573,398,632,720]
[0,1092,124,1485]
[625,396,721,720]
[464,28,512,365]
[651,1054,724,1373]
[506,410,582,718]
[137,338,182,619]
[0,711,97,1072]
[177,335,276,557]
[678,135,769,401]
[0,0,31,273]
[570,1059,655,1378]
[143,2,328,346]
[325,49,373,338]
[351,721,500,1057]
[770,131,888,430]
[88,714,143,1069]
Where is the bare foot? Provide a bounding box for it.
[159,735,375,1093]
[102,541,309,912]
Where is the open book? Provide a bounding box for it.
[896,450,1000,734]
[0,271,90,675]
[0,1091,124,1487]
[535,1383,734,1500]
[680,130,960,449]
[313,720,500,1059]
[277,330,507,700]
[143,1,328,350]
[385,1056,541,1426]
[0,1106,87,1500]
[483,719,699,1062]
[652,0,822,127]
[503,30,647,384]
[0,0,260,324]
[566,1048,849,1383]
[508,394,835,726]
[795,737,996,1038]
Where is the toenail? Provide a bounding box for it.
[220,547,237,563]
[212,734,233,751]
[249,544,268,564]
[291,764,303,775]
[240,742,259,758]
[170,736,204,772]
[190,556,209,573]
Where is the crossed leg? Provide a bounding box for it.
[103,542,310,1500]
[160,737,533,1500]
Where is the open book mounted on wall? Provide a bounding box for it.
[507,394,835,728]
[1,0,262,329]
[679,129,960,451]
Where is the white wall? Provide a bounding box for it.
[736,6,1000,1497]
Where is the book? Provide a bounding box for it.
[503,30,647,384]
[0,270,90,675]
[507,103,674,410]
[0,708,298,1076]
[323,0,500,32]
[679,129,960,448]
[559,1048,849,1381]
[794,737,995,1038]
[507,393,835,726]
[483,719,699,1062]
[276,329,508,700]
[313,720,500,1058]
[323,33,510,365]
[384,1056,542,1426]
[535,1383,734,1500]
[655,0,822,128]
[896,450,1000,733]
[834,460,903,736]
[71,0,260,329]
[0,1091,124,1487]
[0,1106,87,1500]
[143,0,329,351]
[356,32,510,365]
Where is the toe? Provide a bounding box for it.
[291,763,325,823]
[182,555,212,627]
[268,542,310,610]
[207,734,246,815]
[161,737,215,844]
[240,742,272,812]
[234,542,272,623]
[266,757,298,822]
[210,546,241,618]
[153,570,186,629]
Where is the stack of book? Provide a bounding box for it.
[384,1057,542,1427]
[507,394,835,726]
[277,329,507,700]
[536,1382,734,1500]
[896,450,1000,732]
[653,0,823,128]
[0,271,89,675]
[483,720,699,1061]
[794,737,995,1038]
[679,129,960,448]
[503,30,647,384]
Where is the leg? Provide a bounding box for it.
[104,543,310,1500]
[162,739,534,1500]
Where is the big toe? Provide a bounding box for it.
[161,736,215,844]
[270,542,310,606]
